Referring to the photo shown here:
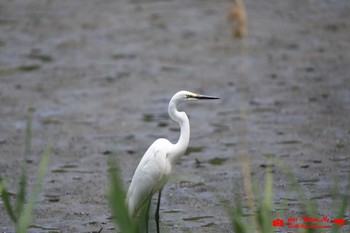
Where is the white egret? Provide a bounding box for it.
[126,90,219,233]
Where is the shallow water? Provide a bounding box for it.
[1,0,350,232]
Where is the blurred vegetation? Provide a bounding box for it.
[230,161,349,233]
[0,108,51,233]
[108,155,138,233]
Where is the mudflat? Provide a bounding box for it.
[0,0,349,232]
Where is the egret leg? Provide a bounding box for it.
[155,189,163,233]
[145,198,151,233]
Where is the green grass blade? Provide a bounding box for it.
[24,107,35,162]
[266,170,273,229]
[15,172,27,222]
[0,179,3,193]
[231,193,252,233]
[0,179,17,223]
[274,160,318,233]
[16,145,51,233]
[275,183,291,219]
[275,160,318,216]
[332,195,348,233]
[231,205,246,232]
[263,170,273,211]
[15,108,34,221]
[332,173,350,233]
[253,170,273,233]
[261,169,273,233]
[108,155,137,233]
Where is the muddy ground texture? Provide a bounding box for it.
[0,0,350,232]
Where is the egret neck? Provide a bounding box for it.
[167,100,190,165]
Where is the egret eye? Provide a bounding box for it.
[186,94,197,100]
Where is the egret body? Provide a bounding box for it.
[126,90,218,233]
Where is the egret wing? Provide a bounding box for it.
[127,139,172,216]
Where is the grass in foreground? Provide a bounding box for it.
[231,162,349,233]
[0,108,51,233]
[108,155,138,233]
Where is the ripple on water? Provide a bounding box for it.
[182,215,215,227]
[208,157,228,166]
[51,164,94,174]
[29,224,59,232]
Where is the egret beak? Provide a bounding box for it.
[193,94,220,100]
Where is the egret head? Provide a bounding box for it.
[171,90,219,105]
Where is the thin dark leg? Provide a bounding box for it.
[155,189,163,233]
[145,198,151,233]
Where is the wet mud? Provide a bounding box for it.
[0,0,349,232]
